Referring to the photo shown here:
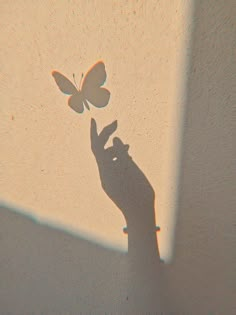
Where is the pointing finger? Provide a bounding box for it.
[90,118,99,153]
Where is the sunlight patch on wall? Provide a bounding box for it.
[158,0,195,263]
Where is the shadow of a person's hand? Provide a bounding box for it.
[90,118,155,226]
[91,119,161,312]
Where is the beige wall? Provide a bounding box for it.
[0,0,188,260]
[162,1,236,314]
[0,0,235,313]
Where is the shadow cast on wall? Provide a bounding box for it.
[162,1,236,314]
[0,204,127,314]
[0,120,162,313]
[52,61,110,114]
[2,2,235,313]
[91,118,162,312]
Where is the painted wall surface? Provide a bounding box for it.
[0,0,187,259]
[0,0,235,314]
[162,1,236,314]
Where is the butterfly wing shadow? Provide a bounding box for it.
[52,71,85,114]
[82,61,111,109]
[68,92,85,114]
[85,87,110,108]
[52,71,77,95]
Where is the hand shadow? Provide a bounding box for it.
[90,118,160,258]
[91,118,162,311]
[91,118,155,225]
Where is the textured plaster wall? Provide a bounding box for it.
[162,1,236,314]
[0,0,235,314]
[0,0,187,260]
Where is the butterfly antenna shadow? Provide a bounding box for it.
[84,99,90,110]
[72,73,78,89]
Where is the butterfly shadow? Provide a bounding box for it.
[52,61,110,114]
